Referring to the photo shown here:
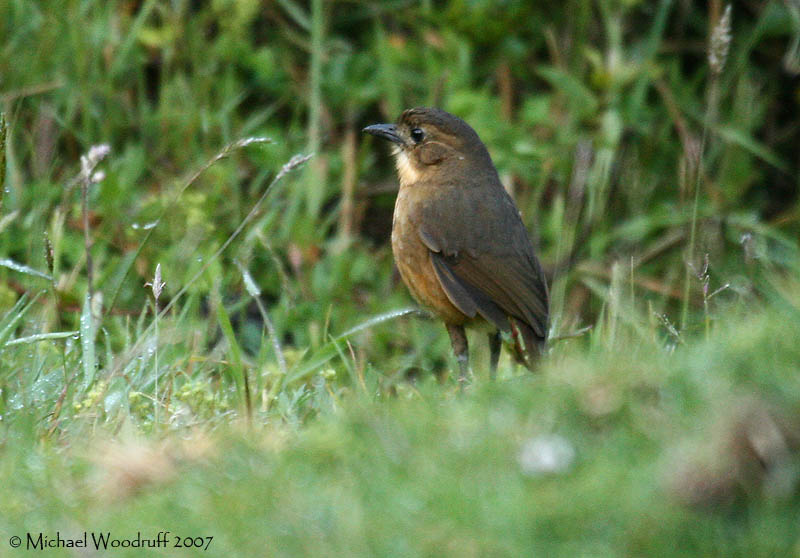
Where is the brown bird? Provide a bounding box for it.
[363,107,549,384]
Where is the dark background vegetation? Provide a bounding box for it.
[1,0,799,556]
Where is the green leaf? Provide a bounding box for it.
[716,125,789,172]
[536,66,599,118]
[276,0,310,31]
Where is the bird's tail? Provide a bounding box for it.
[509,317,546,370]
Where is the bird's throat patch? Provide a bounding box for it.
[394,151,421,187]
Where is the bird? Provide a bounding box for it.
[363,107,549,384]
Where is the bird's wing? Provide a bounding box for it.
[417,184,549,346]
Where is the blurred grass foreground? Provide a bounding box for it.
[1,0,799,556]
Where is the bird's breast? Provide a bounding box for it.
[391,187,468,325]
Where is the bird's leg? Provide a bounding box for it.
[488,330,501,380]
[446,324,470,389]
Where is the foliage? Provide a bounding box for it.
[0,0,799,554]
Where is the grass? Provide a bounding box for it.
[2,296,799,556]
[1,0,799,555]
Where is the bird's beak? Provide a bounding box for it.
[362,123,405,145]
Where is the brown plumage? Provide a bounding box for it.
[363,107,548,383]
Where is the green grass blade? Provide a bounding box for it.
[0,112,5,212]
[216,298,248,414]
[716,125,789,172]
[0,292,42,349]
[0,258,52,281]
[5,331,78,346]
[80,292,97,391]
[286,307,417,384]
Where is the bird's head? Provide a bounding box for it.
[363,107,494,187]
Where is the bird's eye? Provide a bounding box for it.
[410,128,425,143]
